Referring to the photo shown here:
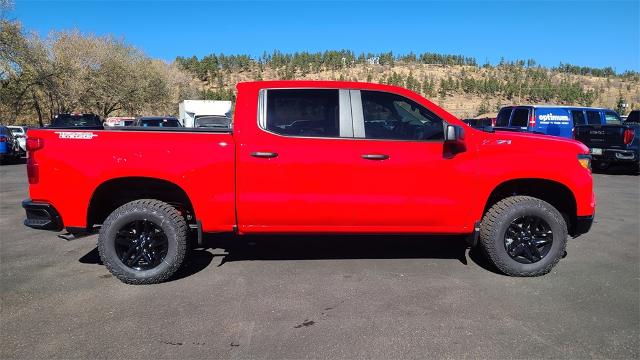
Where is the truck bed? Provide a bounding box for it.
[26,128,236,232]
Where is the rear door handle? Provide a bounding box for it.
[251,151,278,158]
[361,154,389,160]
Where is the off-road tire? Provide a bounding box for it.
[479,196,567,276]
[98,199,188,284]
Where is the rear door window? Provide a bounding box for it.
[510,108,529,127]
[495,107,512,127]
[265,89,340,137]
[604,111,622,125]
[571,110,586,125]
[586,110,602,125]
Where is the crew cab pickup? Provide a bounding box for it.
[23,81,596,284]
[573,110,639,170]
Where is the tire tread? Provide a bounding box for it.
[480,195,567,277]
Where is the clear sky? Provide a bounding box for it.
[10,0,640,71]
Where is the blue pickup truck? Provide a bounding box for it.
[495,105,622,139]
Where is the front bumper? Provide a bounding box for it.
[572,215,594,238]
[22,199,63,231]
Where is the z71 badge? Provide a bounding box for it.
[54,131,98,139]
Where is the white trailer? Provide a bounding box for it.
[179,100,232,128]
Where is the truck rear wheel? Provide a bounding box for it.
[479,196,567,276]
[98,199,188,284]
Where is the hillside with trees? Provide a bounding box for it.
[175,50,640,118]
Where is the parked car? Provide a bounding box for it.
[51,113,103,129]
[133,116,182,127]
[495,105,621,139]
[0,125,20,164]
[7,125,27,154]
[23,81,595,284]
[574,110,639,170]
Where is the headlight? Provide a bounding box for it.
[578,154,592,171]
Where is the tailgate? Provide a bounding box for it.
[574,125,626,148]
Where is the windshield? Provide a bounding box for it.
[9,127,24,135]
[195,115,231,128]
[604,111,622,125]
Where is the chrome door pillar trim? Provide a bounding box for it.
[339,89,353,138]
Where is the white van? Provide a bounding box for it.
[179,100,232,128]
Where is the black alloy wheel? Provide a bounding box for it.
[504,215,553,264]
[115,219,169,270]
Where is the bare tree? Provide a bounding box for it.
[1,22,199,124]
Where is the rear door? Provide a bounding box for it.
[236,88,362,232]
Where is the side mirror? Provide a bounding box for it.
[444,124,465,143]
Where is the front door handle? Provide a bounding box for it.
[361,154,389,160]
[251,151,278,158]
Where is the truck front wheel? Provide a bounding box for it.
[479,196,567,276]
[98,199,188,284]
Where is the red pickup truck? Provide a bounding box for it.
[23,81,595,284]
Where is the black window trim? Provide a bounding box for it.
[257,88,354,140]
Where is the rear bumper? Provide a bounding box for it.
[572,215,594,238]
[22,199,63,231]
[591,148,638,163]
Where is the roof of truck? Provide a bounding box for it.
[236,80,461,125]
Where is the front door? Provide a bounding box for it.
[344,89,477,233]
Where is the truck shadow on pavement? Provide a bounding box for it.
[200,234,499,274]
[79,234,500,282]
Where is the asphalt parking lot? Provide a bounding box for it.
[1,162,638,359]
